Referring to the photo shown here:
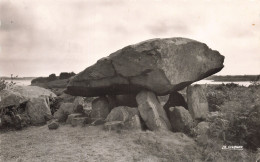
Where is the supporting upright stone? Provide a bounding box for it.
[187,85,209,120]
[91,96,110,119]
[136,90,172,131]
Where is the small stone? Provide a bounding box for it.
[48,121,59,130]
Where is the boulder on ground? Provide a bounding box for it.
[91,97,110,119]
[136,90,172,131]
[0,90,27,109]
[26,97,52,125]
[48,121,59,130]
[53,103,75,122]
[168,106,193,133]
[106,106,142,130]
[66,37,224,97]
[187,85,209,120]
[11,85,56,99]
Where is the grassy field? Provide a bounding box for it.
[0,125,202,162]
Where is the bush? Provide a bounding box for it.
[47,73,57,82]
[31,77,48,84]
[59,72,76,80]
[0,78,7,91]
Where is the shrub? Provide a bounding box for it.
[0,74,17,91]
[59,72,76,80]
[31,77,48,84]
[47,73,57,82]
[0,78,7,91]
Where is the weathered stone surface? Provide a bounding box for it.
[66,113,83,124]
[187,85,209,120]
[136,90,172,131]
[53,103,75,122]
[106,106,142,130]
[168,106,193,133]
[91,97,110,119]
[26,97,52,125]
[11,85,56,99]
[48,121,59,130]
[66,37,224,97]
[0,90,27,109]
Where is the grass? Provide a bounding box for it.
[0,124,202,162]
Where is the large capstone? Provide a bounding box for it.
[66,37,224,97]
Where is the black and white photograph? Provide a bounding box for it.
[0,0,260,161]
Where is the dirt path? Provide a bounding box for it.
[0,125,199,162]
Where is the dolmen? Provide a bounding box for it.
[65,37,225,132]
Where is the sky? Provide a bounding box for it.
[0,0,259,77]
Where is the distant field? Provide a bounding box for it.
[205,75,260,82]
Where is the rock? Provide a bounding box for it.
[59,93,76,103]
[71,117,88,127]
[26,97,52,125]
[73,97,85,113]
[11,85,56,99]
[91,97,110,119]
[168,106,193,133]
[73,96,85,106]
[187,85,209,120]
[106,106,142,130]
[136,90,172,131]
[66,113,84,124]
[0,90,27,109]
[48,121,59,130]
[66,37,224,97]
[53,103,75,122]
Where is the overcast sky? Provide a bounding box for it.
[0,0,259,77]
